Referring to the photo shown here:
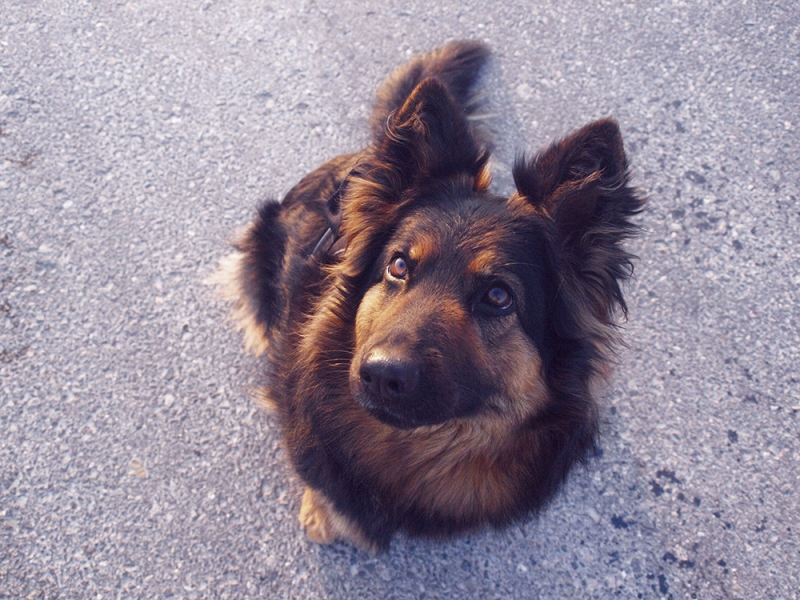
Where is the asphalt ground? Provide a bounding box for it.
[1,1,798,598]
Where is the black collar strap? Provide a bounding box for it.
[310,170,354,261]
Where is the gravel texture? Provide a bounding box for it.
[1,1,798,598]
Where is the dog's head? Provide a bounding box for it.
[348,197,552,429]
[336,78,642,430]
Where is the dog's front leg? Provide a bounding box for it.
[298,486,380,552]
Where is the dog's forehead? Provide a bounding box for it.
[393,198,527,270]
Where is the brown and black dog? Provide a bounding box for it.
[215,41,643,551]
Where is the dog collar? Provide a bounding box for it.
[311,169,356,261]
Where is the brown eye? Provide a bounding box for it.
[482,284,513,310]
[388,256,408,279]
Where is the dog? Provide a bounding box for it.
[214,40,643,551]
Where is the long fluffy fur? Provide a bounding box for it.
[216,41,644,551]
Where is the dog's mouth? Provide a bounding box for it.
[359,401,425,430]
[351,377,458,430]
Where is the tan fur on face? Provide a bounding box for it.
[482,323,549,423]
[407,231,440,264]
[466,249,499,276]
[352,285,384,351]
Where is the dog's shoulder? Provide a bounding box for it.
[282,152,361,214]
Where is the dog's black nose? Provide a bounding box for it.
[359,349,420,401]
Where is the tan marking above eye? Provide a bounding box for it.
[466,250,500,276]
[407,231,440,263]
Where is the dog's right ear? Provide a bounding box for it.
[373,77,489,192]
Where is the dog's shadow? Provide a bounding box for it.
[292,412,661,599]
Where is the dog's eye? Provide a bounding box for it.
[387,256,408,279]
[481,284,513,311]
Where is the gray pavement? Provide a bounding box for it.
[1,1,798,598]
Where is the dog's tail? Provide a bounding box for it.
[370,40,490,138]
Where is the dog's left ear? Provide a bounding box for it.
[375,77,489,190]
[512,119,644,321]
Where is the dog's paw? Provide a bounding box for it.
[299,487,337,544]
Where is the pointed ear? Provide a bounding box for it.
[513,119,644,321]
[375,77,489,189]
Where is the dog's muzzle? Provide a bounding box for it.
[353,341,451,430]
[359,347,421,403]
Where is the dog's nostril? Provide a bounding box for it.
[360,351,419,400]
